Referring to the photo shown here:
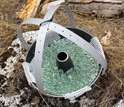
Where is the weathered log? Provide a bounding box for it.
[68,0,123,4]
[66,0,124,17]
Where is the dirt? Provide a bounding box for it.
[0,0,124,107]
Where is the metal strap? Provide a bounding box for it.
[17,26,30,51]
[22,62,36,84]
[42,0,75,27]
[90,37,105,59]
[22,18,44,26]
[30,23,50,92]
[43,0,65,21]
[63,86,91,102]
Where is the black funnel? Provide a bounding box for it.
[56,52,74,73]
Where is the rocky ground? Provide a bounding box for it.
[0,0,124,107]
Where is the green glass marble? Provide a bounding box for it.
[42,38,99,96]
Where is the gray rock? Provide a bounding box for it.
[114,100,124,107]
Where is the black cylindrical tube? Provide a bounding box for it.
[56,52,74,73]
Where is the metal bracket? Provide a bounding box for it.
[63,86,91,103]
[22,62,36,85]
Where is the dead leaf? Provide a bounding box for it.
[101,30,111,46]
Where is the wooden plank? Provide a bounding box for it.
[17,0,42,20]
